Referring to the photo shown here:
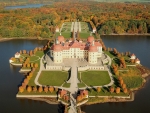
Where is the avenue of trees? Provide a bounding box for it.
[0,1,150,38]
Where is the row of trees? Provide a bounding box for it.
[19,85,55,93]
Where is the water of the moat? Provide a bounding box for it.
[0,36,150,113]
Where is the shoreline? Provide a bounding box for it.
[0,33,150,42]
[0,37,50,42]
[101,33,150,36]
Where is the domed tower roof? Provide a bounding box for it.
[53,44,62,52]
[58,35,65,42]
[87,36,94,43]
[89,45,97,52]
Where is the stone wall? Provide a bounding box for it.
[46,65,62,70]
[78,65,104,71]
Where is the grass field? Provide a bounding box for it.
[123,76,143,89]
[79,32,91,38]
[62,83,70,88]
[61,32,71,38]
[28,69,39,86]
[81,71,111,86]
[38,71,68,86]
[29,55,39,62]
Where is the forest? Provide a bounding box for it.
[0,1,150,38]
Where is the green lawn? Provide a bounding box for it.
[61,32,71,38]
[123,76,143,89]
[78,83,86,88]
[79,32,90,38]
[62,83,70,88]
[29,55,39,62]
[38,71,68,86]
[28,69,39,86]
[35,51,44,58]
[81,71,111,86]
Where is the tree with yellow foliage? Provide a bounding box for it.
[19,86,24,93]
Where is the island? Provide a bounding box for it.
[9,21,150,113]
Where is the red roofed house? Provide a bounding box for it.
[50,35,102,64]
[80,90,88,98]
[130,53,136,60]
[15,52,20,58]
[59,89,67,98]
[135,58,140,64]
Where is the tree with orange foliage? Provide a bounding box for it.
[27,86,32,93]
[29,50,33,56]
[38,86,43,93]
[24,78,29,85]
[77,95,82,102]
[119,79,124,86]
[19,58,23,62]
[113,48,117,55]
[97,87,101,93]
[33,86,37,93]
[27,75,31,80]
[123,88,128,94]
[19,86,24,93]
[44,86,48,93]
[116,87,120,94]
[49,86,54,93]
[34,63,38,68]
[22,82,26,89]
[27,63,30,68]
[118,76,122,81]
[23,63,26,68]
[122,83,126,89]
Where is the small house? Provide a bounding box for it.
[130,53,136,60]
[15,52,20,58]
[135,58,140,64]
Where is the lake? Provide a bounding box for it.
[5,4,45,10]
[0,36,150,113]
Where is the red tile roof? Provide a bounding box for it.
[51,40,101,52]
[80,90,88,96]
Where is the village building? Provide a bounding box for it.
[135,58,140,64]
[50,35,102,64]
[15,52,20,58]
[130,53,136,60]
